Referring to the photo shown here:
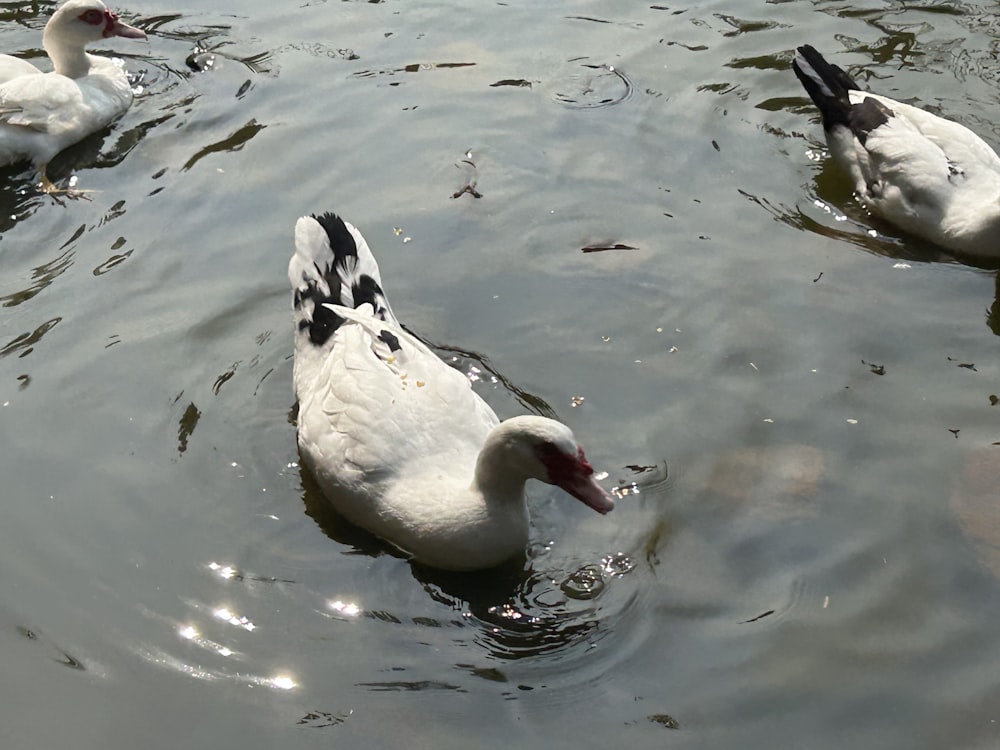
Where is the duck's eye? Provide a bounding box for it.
[537,440,559,456]
[80,9,105,25]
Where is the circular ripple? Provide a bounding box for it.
[550,59,633,109]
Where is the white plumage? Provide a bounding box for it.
[793,44,1000,260]
[289,212,614,571]
[0,0,146,194]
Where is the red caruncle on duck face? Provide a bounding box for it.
[538,443,594,485]
[77,8,105,26]
[77,6,121,37]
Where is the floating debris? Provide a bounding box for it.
[624,463,657,474]
[740,609,775,624]
[489,78,532,88]
[581,242,638,253]
[648,714,680,730]
[452,150,482,199]
[862,359,886,376]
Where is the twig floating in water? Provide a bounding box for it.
[581,243,638,253]
[740,609,775,624]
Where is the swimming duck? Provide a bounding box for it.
[0,0,146,195]
[793,44,1000,259]
[289,212,614,571]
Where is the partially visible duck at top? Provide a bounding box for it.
[793,44,1000,261]
[0,0,146,197]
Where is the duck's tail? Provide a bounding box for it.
[289,212,397,349]
[792,45,862,132]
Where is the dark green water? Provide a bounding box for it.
[2,1,999,748]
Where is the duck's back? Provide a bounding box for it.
[0,55,42,85]
[290,213,501,534]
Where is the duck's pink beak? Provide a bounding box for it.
[545,447,615,514]
[561,471,615,514]
[104,12,146,39]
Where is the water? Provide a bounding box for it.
[2,0,999,747]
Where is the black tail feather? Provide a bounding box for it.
[793,44,861,131]
[793,45,893,145]
[291,212,356,346]
[290,211,395,348]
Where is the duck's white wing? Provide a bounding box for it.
[298,305,498,484]
[844,93,1000,245]
[858,92,1000,173]
[0,74,84,133]
[0,55,42,85]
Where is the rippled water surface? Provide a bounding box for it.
[2,0,1000,747]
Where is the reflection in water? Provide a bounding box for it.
[0,317,61,359]
[92,246,134,276]
[352,61,476,81]
[989,274,1000,336]
[739,169,949,265]
[181,119,267,172]
[0,247,75,308]
[355,678,464,692]
[135,601,298,690]
[421,339,558,419]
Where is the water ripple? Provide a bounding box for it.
[550,58,633,109]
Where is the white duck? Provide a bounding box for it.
[793,44,1000,260]
[0,0,146,195]
[289,212,615,571]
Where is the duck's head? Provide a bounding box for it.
[46,0,146,44]
[487,416,616,514]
